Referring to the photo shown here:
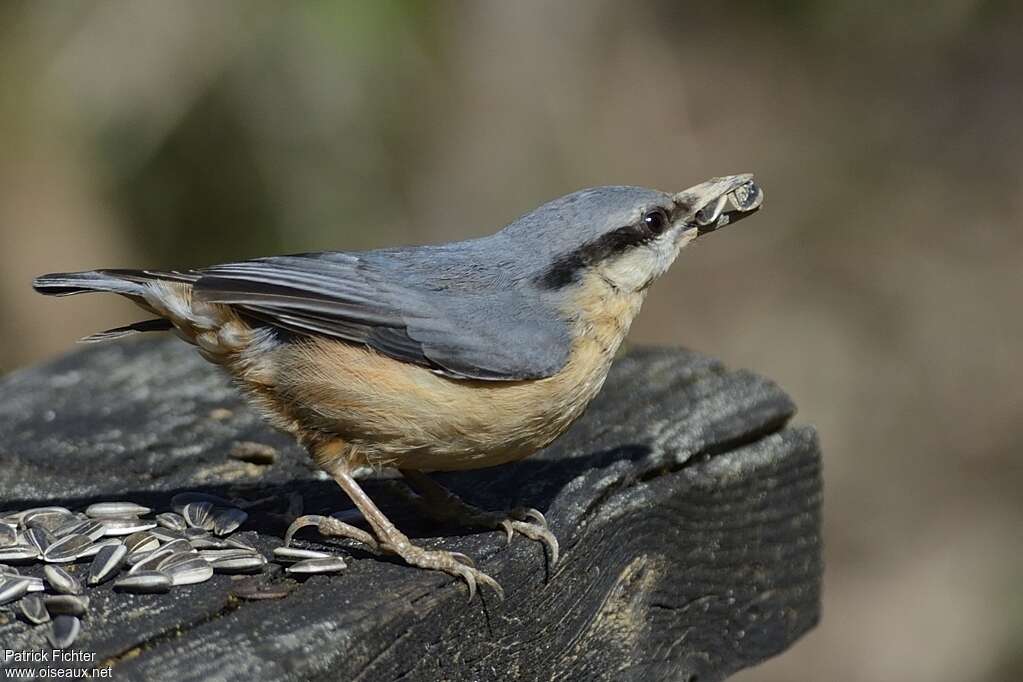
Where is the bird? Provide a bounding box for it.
[33,174,763,600]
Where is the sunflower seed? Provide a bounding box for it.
[88,543,127,585]
[0,565,20,577]
[54,519,106,541]
[19,576,45,593]
[149,527,186,543]
[172,492,234,514]
[182,502,215,531]
[155,513,187,532]
[44,565,83,595]
[101,518,157,536]
[85,502,152,518]
[0,578,30,605]
[188,535,227,550]
[0,546,39,563]
[48,615,80,649]
[127,542,159,559]
[19,594,50,624]
[44,594,89,616]
[129,548,175,574]
[126,549,154,566]
[51,518,87,538]
[0,524,16,546]
[695,193,730,226]
[285,557,347,575]
[198,549,256,561]
[157,551,202,571]
[83,520,109,541]
[160,538,195,555]
[728,181,764,212]
[77,538,122,558]
[211,554,266,573]
[211,508,247,536]
[224,535,257,552]
[163,557,214,586]
[273,547,332,562]
[0,511,25,526]
[124,531,160,555]
[114,571,172,594]
[24,513,69,533]
[22,507,72,531]
[43,534,93,563]
[23,527,54,553]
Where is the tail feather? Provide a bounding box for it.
[32,269,198,297]
[34,269,148,296]
[80,318,174,343]
[33,269,200,343]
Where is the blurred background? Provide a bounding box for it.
[2,1,1021,679]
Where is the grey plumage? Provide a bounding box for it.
[195,245,573,380]
[33,185,677,381]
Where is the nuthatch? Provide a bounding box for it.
[34,174,763,599]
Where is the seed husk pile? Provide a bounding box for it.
[1,492,349,650]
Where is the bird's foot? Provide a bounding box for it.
[285,513,503,601]
[382,529,504,602]
[398,471,559,566]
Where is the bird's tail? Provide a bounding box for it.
[32,269,196,342]
[32,269,153,297]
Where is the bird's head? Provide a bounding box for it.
[504,174,762,294]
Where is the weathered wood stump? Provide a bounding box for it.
[0,338,821,681]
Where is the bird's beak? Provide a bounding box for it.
[673,174,764,235]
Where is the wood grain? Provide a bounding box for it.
[0,339,821,681]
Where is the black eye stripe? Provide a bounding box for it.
[535,207,672,289]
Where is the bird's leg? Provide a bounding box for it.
[399,469,559,566]
[287,455,503,601]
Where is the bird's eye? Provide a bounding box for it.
[642,208,670,235]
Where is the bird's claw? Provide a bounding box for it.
[449,551,476,568]
[500,519,559,566]
[285,514,379,551]
[390,543,502,602]
[500,507,559,566]
[515,507,547,527]
[451,561,503,602]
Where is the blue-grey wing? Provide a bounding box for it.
[193,252,571,381]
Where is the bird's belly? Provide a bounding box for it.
[259,336,615,471]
